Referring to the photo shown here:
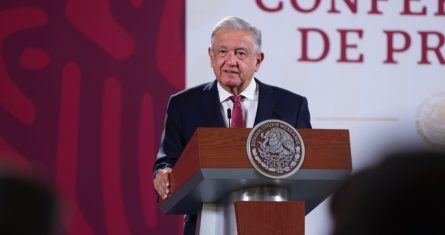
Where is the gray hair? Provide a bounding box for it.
[210,16,262,55]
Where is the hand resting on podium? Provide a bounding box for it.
[153,167,172,199]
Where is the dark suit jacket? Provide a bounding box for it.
[154,78,311,173]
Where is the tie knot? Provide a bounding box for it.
[230,95,242,103]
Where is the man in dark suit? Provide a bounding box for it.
[153,16,311,235]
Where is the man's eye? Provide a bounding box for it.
[236,51,247,58]
[218,50,227,56]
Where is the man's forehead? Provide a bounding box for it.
[213,31,254,45]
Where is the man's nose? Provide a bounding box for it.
[226,52,237,65]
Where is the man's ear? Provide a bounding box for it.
[208,47,213,57]
[208,47,214,67]
[256,52,265,70]
[258,52,265,63]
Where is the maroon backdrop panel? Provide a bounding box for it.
[0,0,184,234]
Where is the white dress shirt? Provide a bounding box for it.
[217,79,259,128]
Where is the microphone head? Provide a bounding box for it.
[227,108,232,119]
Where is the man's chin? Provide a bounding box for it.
[220,77,241,85]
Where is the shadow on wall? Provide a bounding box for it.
[330,149,445,235]
[0,168,57,235]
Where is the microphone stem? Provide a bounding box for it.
[227,108,232,128]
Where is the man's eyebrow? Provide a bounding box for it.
[235,47,247,51]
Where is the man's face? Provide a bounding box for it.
[209,29,264,94]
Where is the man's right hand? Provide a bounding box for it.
[153,167,173,199]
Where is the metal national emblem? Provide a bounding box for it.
[416,92,445,150]
[246,119,305,179]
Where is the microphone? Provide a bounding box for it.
[227,108,232,128]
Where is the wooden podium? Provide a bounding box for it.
[159,128,352,235]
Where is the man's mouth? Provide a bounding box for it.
[223,70,239,74]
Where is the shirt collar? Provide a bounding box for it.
[217,78,257,102]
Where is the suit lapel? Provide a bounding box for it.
[202,80,226,127]
[254,79,279,125]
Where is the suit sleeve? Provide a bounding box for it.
[153,95,186,176]
[296,97,312,128]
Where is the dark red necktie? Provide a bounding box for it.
[230,95,244,128]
